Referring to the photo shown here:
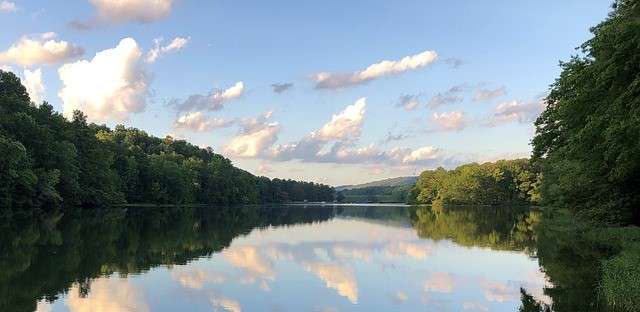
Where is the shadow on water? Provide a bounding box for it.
[0,204,620,311]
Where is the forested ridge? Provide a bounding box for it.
[0,71,334,210]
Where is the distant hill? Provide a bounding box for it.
[336,176,418,192]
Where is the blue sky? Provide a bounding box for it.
[0,0,611,185]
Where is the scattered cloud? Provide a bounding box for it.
[0,1,16,12]
[473,86,506,101]
[146,36,189,63]
[224,112,280,158]
[428,84,466,109]
[271,82,293,94]
[431,111,466,131]
[313,50,437,89]
[209,295,242,312]
[22,68,45,104]
[304,262,358,303]
[397,94,420,111]
[171,268,226,289]
[171,81,244,112]
[481,280,519,303]
[396,146,440,164]
[310,97,366,141]
[80,0,175,27]
[172,112,234,132]
[223,246,276,281]
[489,99,545,125]
[65,277,149,312]
[0,33,84,66]
[58,37,148,121]
[424,272,455,293]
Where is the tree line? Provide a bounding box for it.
[0,71,334,210]
[532,0,640,225]
[409,159,541,206]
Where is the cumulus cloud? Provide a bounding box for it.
[431,111,466,131]
[171,81,244,112]
[224,112,280,158]
[489,99,546,125]
[22,68,45,104]
[304,262,358,303]
[271,82,293,94]
[0,33,84,66]
[91,0,174,24]
[397,94,419,111]
[395,146,440,164]
[310,97,366,141]
[58,37,148,121]
[313,50,437,89]
[145,36,189,63]
[0,1,16,12]
[172,112,234,132]
[65,277,149,312]
[473,86,506,101]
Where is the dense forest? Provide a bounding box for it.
[532,0,640,226]
[0,71,334,210]
[337,184,412,203]
[409,159,541,206]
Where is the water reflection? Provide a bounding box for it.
[1,205,553,311]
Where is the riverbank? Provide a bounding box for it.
[536,209,640,311]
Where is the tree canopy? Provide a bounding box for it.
[0,70,334,210]
[532,0,640,225]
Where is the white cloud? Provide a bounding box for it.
[310,97,366,141]
[58,37,148,121]
[146,36,189,63]
[304,262,358,303]
[22,68,45,104]
[0,1,16,12]
[398,146,440,164]
[173,112,234,132]
[431,111,466,131]
[65,277,149,312]
[90,0,174,23]
[172,81,244,112]
[313,50,437,89]
[473,86,506,101]
[171,268,226,289]
[490,99,545,125]
[224,112,280,157]
[0,33,83,66]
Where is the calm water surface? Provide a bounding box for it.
[2,205,549,312]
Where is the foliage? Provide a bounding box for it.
[0,70,334,210]
[534,209,640,311]
[337,184,412,203]
[532,0,640,225]
[410,159,540,205]
[409,204,539,253]
[519,288,551,312]
[0,206,336,312]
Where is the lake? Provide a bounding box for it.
[2,205,557,311]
